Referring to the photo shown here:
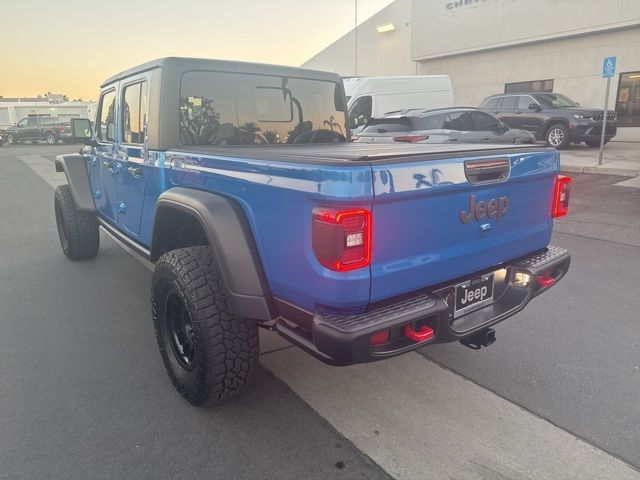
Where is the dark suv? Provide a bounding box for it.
[480,93,618,149]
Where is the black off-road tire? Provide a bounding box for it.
[54,184,100,260]
[152,246,260,406]
[545,123,571,149]
[6,133,16,145]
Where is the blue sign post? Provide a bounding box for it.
[602,56,617,78]
[599,56,616,165]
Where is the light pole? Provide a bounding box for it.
[354,0,358,76]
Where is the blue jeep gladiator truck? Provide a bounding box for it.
[54,57,571,406]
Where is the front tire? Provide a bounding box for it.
[152,246,259,406]
[545,123,571,149]
[54,185,100,260]
[7,133,16,145]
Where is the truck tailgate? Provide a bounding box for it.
[369,148,559,302]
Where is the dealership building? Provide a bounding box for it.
[303,0,640,140]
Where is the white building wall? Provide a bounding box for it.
[417,27,640,109]
[302,0,415,76]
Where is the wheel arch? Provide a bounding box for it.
[543,118,570,134]
[151,188,274,320]
[54,154,96,212]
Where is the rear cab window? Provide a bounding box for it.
[179,71,347,145]
[121,81,148,144]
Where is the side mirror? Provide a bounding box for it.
[529,103,541,112]
[71,118,95,145]
[496,121,509,132]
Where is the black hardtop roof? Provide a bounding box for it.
[101,57,342,88]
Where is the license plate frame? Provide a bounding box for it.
[453,273,495,318]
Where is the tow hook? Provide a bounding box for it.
[460,328,496,350]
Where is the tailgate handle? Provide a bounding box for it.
[464,158,510,185]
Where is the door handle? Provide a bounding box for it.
[103,160,114,169]
[482,137,490,141]
[127,166,143,177]
[450,138,459,142]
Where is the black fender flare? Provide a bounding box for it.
[151,187,274,321]
[55,154,96,212]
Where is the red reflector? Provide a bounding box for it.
[536,274,556,288]
[370,330,389,346]
[552,175,571,218]
[312,208,372,271]
[404,324,434,342]
[351,135,360,142]
[393,135,429,144]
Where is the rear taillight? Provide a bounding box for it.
[393,135,428,143]
[59,126,65,133]
[551,175,571,218]
[312,208,371,271]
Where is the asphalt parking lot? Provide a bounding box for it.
[1,143,639,480]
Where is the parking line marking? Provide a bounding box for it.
[17,154,66,188]
[261,339,640,480]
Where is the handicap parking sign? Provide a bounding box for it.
[602,56,616,78]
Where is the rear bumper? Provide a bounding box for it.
[275,246,570,365]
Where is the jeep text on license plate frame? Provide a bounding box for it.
[453,273,494,318]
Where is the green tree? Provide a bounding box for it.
[262,130,279,144]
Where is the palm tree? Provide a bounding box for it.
[262,130,279,144]
[240,122,263,144]
[413,169,454,189]
[323,115,344,135]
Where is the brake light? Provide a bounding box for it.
[312,208,371,271]
[393,135,428,144]
[551,175,571,218]
[59,126,65,133]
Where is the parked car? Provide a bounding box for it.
[4,116,73,145]
[480,92,618,149]
[353,107,536,145]
[0,129,5,145]
[345,75,453,134]
[54,57,570,406]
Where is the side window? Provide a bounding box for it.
[26,117,38,127]
[349,96,372,127]
[17,119,28,128]
[419,113,445,130]
[444,111,474,131]
[97,90,117,142]
[122,81,148,144]
[470,111,499,131]
[483,97,501,110]
[501,96,518,111]
[517,96,535,111]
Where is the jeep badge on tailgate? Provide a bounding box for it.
[460,195,509,223]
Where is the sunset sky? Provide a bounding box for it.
[1,0,394,101]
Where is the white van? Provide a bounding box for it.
[344,75,454,133]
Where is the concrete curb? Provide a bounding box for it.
[561,164,639,177]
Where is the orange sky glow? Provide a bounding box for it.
[1,0,394,101]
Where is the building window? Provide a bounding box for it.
[505,79,554,94]
[615,72,640,127]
